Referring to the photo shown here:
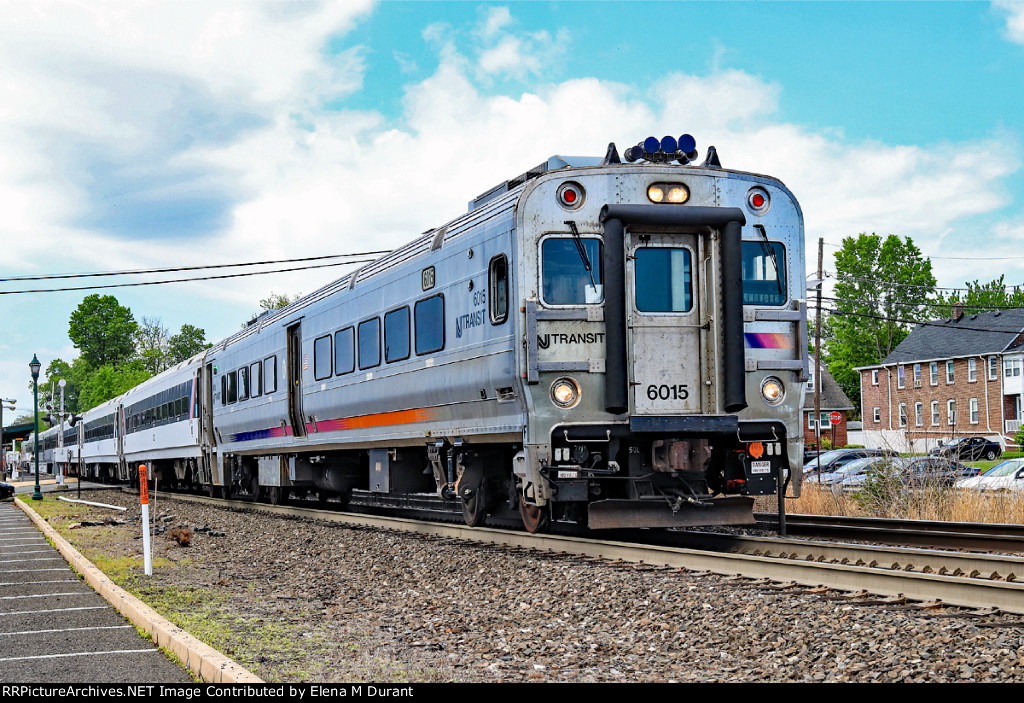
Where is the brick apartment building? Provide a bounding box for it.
[857,306,1024,453]
[804,366,854,449]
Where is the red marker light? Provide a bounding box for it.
[751,193,765,208]
[563,188,577,203]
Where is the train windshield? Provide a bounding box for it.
[634,247,693,312]
[741,241,787,306]
[541,237,603,305]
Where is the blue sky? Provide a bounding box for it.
[1,1,1023,416]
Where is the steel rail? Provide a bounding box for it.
[775,513,1024,552]
[150,491,1024,615]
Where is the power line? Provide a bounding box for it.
[0,259,377,295]
[0,251,392,283]
[819,304,1024,335]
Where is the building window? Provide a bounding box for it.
[915,402,923,427]
[989,356,998,380]
[897,365,905,389]
[871,369,879,385]
[931,401,939,426]
[1005,358,1022,378]
[970,398,979,424]
[913,364,921,387]
[947,399,956,426]
[898,403,907,427]
[930,362,938,386]
[808,412,831,430]
[873,407,880,423]
[946,361,955,384]
[968,358,977,382]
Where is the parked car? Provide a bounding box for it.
[842,456,978,491]
[812,457,887,487]
[803,448,892,477]
[928,436,1002,461]
[0,480,14,500]
[956,458,1024,492]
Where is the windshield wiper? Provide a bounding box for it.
[565,220,598,290]
[754,224,784,297]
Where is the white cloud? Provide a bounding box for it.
[994,0,1024,44]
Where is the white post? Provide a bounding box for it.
[57,380,66,486]
[139,464,152,576]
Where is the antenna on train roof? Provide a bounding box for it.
[602,143,621,165]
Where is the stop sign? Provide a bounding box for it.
[829,411,842,425]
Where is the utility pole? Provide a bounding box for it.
[814,238,824,482]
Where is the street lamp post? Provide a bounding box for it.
[30,355,42,501]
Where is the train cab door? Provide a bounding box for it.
[626,229,708,415]
[286,322,306,437]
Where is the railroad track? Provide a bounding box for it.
[144,490,1024,616]
[776,513,1024,553]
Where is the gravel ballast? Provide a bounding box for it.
[31,492,1024,683]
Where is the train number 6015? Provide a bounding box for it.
[646,384,689,401]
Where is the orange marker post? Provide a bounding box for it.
[139,464,152,576]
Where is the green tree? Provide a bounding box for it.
[78,361,152,410]
[934,275,1024,315]
[136,316,170,374]
[824,233,936,410]
[68,294,138,368]
[167,324,211,365]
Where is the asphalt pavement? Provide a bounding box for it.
[0,497,193,683]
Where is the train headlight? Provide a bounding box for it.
[550,378,581,408]
[760,376,785,406]
[647,182,689,204]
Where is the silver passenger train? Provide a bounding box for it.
[30,137,806,532]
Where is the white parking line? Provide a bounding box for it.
[0,625,132,636]
[0,568,69,575]
[0,579,80,587]
[0,592,93,600]
[0,558,64,564]
[0,606,106,617]
[0,649,158,662]
[0,550,59,556]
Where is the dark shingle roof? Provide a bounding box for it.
[879,308,1024,365]
[804,366,854,411]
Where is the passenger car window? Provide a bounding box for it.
[314,335,332,381]
[335,327,355,375]
[489,255,509,324]
[358,318,381,369]
[415,294,444,355]
[264,356,277,394]
[541,237,603,305]
[250,362,262,397]
[384,307,411,363]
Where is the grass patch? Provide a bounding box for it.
[790,482,1024,523]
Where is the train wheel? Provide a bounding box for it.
[461,485,487,527]
[519,496,549,534]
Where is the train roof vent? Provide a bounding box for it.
[468,155,604,212]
